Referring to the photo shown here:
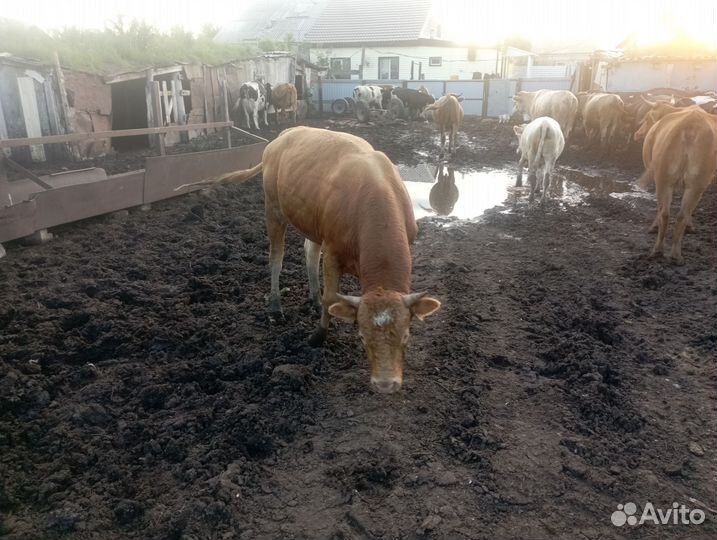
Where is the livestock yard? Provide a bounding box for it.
[1,114,715,538]
[2,1,717,539]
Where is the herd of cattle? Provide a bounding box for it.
[178,80,716,393]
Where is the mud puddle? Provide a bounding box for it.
[398,162,520,220]
[397,162,653,221]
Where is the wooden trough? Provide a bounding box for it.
[0,122,266,257]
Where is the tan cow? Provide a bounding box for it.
[266,83,298,125]
[176,127,441,393]
[580,93,627,148]
[424,95,464,155]
[639,107,717,262]
[512,90,578,140]
[633,99,685,141]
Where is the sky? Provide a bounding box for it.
[2,0,716,50]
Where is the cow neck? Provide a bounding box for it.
[357,218,412,294]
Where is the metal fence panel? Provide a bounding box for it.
[485,79,518,118]
[445,81,484,117]
[519,77,572,92]
[406,80,444,96]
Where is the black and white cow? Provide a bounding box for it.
[233,81,269,129]
[353,85,385,109]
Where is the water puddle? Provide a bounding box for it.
[397,162,652,221]
[398,163,519,220]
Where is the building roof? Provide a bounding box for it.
[214,0,327,44]
[304,0,434,44]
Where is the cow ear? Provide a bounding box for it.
[410,296,441,321]
[404,293,441,321]
[513,125,524,135]
[329,294,360,322]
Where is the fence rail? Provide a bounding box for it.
[0,121,234,148]
[312,77,573,117]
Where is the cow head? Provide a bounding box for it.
[264,82,273,106]
[329,289,441,394]
[634,101,680,141]
[511,91,529,115]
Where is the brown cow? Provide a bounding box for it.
[266,83,298,125]
[176,127,441,393]
[639,107,717,262]
[424,95,464,155]
[633,99,684,141]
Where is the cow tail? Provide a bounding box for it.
[536,122,548,162]
[174,162,264,192]
[638,166,655,188]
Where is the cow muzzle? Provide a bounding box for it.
[370,377,402,394]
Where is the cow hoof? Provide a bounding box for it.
[308,327,328,347]
[670,254,685,266]
[685,224,695,234]
[647,225,658,234]
[648,250,663,260]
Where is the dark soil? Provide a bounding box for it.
[1,117,715,539]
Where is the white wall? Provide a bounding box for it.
[597,60,717,92]
[310,45,499,80]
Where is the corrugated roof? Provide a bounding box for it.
[305,0,433,44]
[215,0,327,43]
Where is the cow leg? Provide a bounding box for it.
[516,157,525,187]
[440,129,446,155]
[650,182,673,259]
[262,107,268,128]
[528,164,538,202]
[309,251,341,346]
[671,184,705,264]
[266,210,288,316]
[304,238,322,310]
[541,166,551,206]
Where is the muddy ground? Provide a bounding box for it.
[1,117,715,539]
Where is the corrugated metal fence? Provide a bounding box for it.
[312,77,572,118]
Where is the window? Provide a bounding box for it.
[429,56,442,67]
[329,58,351,79]
[378,57,399,80]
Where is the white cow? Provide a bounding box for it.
[512,90,578,140]
[233,82,268,129]
[353,85,384,109]
[513,116,565,205]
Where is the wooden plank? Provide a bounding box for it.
[145,69,155,146]
[34,171,145,231]
[221,70,231,149]
[3,157,53,189]
[52,51,79,161]
[0,198,38,242]
[17,77,46,162]
[143,143,265,204]
[104,65,183,85]
[0,97,10,158]
[161,80,171,125]
[6,167,107,203]
[151,82,165,156]
[0,121,233,148]
[172,75,186,125]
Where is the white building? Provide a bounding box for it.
[304,0,501,81]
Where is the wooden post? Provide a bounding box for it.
[359,47,366,80]
[52,51,80,161]
[317,76,323,116]
[145,69,156,149]
[151,82,165,156]
[172,75,187,143]
[221,70,232,149]
[0,156,9,208]
[161,80,171,125]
